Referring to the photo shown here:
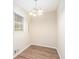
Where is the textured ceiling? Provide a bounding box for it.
[14,0,59,12]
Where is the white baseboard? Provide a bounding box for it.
[57,49,61,59]
[32,44,57,50]
[13,44,31,58]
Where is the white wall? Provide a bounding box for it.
[29,12,57,48]
[13,4,31,57]
[57,0,65,59]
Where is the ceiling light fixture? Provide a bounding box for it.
[29,0,43,16]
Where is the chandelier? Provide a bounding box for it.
[29,0,43,16]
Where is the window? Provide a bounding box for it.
[14,13,24,31]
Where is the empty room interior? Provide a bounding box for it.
[13,0,65,59]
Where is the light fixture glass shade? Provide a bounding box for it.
[29,8,43,16]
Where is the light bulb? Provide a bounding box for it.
[32,13,37,16]
[38,9,43,13]
[29,12,33,15]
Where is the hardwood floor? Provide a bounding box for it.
[14,45,60,59]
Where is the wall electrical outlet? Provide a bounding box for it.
[14,49,19,54]
[14,50,16,54]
